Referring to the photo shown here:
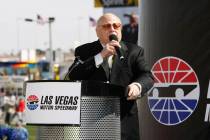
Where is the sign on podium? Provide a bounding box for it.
[25,81,81,125]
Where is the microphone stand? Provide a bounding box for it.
[64,56,84,80]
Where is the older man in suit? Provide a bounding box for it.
[65,13,154,140]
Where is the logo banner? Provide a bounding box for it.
[25,82,81,125]
[94,0,139,7]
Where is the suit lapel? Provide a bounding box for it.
[110,41,128,83]
[119,41,128,59]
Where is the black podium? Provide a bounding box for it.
[25,80,125,140]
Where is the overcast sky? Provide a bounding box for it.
[0,0,103,54]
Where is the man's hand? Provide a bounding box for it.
[127,83,141,100]
[100,41,120,59]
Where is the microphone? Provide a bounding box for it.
[109,34,124,60]
[74,56,84,65]
[64,56,84,80]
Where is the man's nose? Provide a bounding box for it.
[110,25,115,31]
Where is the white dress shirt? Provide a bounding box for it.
[93,42,142,98]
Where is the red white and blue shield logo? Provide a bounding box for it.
[148,57,200,125]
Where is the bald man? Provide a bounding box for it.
[65,13,154,140]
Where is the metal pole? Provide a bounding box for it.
[48,17,55,79]
[24,17,55,79]
[16,18,20,54]
[48,20,53,79]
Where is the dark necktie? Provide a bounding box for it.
[108,55,115,82]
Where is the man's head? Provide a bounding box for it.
[96,13,122,44]
[129,13,138,26]
[124,12,138,26]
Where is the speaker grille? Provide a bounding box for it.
[37,96,121,140]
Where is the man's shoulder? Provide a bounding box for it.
[76,41,98,50]
[123,41,142,50]
[75,41,99,53]
[123,24,130,28]
[74,40,102,59]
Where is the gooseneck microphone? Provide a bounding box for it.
[64,56,84,80]
[109,34,124,60]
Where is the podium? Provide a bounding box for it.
[24,80,125,140]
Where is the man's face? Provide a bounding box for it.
[130,14,138,25]
[96,14,122,44]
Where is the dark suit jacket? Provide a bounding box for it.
[122,24,139,44]
[67,40,154,140]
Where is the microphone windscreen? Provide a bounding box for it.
[109,34,118,42]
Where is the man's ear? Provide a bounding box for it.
[95,27,99,37]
